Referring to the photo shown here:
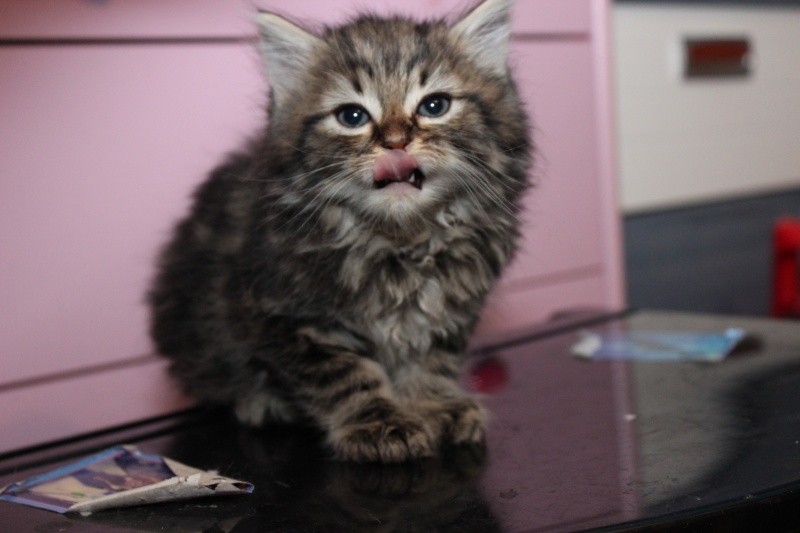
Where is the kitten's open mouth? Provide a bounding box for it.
[374,168,425,190]
[373,149,424,191]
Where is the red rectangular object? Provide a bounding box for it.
[684,38,751,78]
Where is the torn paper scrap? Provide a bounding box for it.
[0,445,253,515]
[571,329,746,362]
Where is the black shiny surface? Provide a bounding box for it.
[2,310,800,532]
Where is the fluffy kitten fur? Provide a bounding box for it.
[149,0,531,463]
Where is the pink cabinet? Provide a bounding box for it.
[481,38,616,332]
[0,42,263,451]
[1,44,265,385]
[0,0,622,452]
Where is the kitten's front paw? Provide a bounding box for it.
[433,397,488,447]
[331,401,435,463]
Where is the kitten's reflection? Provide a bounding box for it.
[231,423,501,532]
[80,415,500,532]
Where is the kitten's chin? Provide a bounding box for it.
[369,182,430,214]
[375,181,422,196]
[362,185,435,233]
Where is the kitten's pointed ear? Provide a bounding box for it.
[451,0,514,75]
[255,12,321,106]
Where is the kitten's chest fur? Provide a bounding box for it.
[303,205,503,370]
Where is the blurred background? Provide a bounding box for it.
[616,0,800,317]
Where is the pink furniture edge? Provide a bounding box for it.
[0,0,593,40]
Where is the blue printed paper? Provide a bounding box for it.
[571,329,746,362]
[0,445,253,515]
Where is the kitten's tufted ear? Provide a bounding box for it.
[255,12,321,106]
[451,0,513,75]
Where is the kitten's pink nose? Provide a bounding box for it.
[373,149,418,183]
[383,139,410,150]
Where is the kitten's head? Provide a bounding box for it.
[257,0,530,235]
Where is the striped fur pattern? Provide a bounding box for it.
[149,0,531,463]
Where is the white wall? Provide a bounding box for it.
[613,4,800,213]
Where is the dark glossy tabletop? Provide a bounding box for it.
[2,310,800,532]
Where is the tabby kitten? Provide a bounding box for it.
[149,0,531,463]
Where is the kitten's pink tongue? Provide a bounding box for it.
[373,149,418,184]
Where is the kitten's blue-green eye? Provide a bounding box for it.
[336,105,371,128]
[417,95,451,118]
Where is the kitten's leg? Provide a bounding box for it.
[394,353,487,448]
[292,328,436,463]
[235,375,297,426]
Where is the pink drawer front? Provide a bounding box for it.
[0,360,190,454]
[0,0,254,40]
[477,273,609,334]
[0,0,591,40]
[0,44,265,385]
[254,0,592,36]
